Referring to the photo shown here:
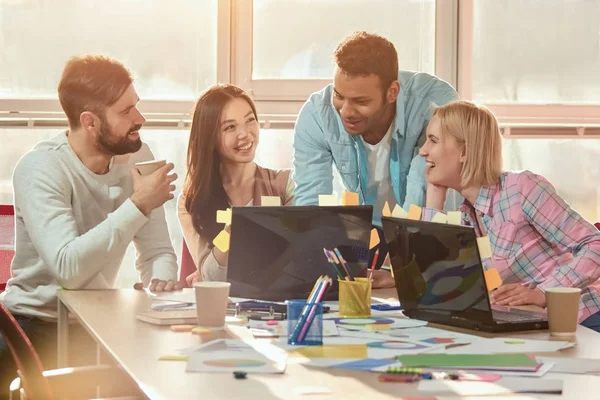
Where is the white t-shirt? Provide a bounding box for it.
[360,120,396,220]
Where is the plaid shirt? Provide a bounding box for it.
[422,170,600,323]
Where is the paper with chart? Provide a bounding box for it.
[186,339,287,373]
[324,315,428,332]
[322,336,445,357]
[249,319,339,337]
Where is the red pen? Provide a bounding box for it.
[368,248,379,281]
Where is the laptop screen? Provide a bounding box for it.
[227,206,373,301]
[382,217,494,323]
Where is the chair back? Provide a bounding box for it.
[0,205,15,292]
[0,304,53,399]
[179,241,196,288]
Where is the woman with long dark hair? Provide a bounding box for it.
[178,84,293,285]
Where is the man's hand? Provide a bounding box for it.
[370,269,396,289]
[130,163,177,215]
[490,283,546,308]
[425,182,448,210]
[185,270,201,287]
[133,278,182,292]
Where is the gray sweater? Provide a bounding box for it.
[0,132,177,318]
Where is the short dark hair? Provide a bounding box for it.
[58,55,133,128]
[334,31,399,91]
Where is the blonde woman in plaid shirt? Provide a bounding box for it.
[419,100,600,332]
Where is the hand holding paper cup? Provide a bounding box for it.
[135,159,167,176]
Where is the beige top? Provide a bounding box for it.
[177,166,294,281]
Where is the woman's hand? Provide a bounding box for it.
[426,182,448,210]
[490,284,547,308]
[370,269,396,289]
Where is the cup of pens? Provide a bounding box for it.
[338,278,372,318]
[287,300,324,346]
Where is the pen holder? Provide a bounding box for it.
[338,277,372,318]
[286,300,324,346]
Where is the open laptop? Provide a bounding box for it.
[381,217,548,333]
[227,206,373,301]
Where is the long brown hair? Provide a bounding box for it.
[184,84,258,243]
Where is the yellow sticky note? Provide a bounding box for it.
[318,194,338,206]
[369,228,380,249]
[216,208,232,226]
[261,196,281,206]
[213,230,230,252]
[431,212,448,224]
[289,345,368,359]
[484,267,503,291]
[447,211,462,225]
[341,191,359,206]
[392,204,408,219]
[382,201,392,217]
[407,204,422,221]
[476,236,493,259]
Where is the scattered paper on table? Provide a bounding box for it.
[476,236,493,259]
[536,357,600,375]
[443,338,574,355]
[325,316,428,332]
[382,201,392,217]
[418,377,563,396]
[484,267,503,291]
[249,320,339,337]
[407,204,422,220]
[341,191,359,206]
[392,204,408,219]
[431,212,448,224]
[447,211,462,225]
[289,345,368,359]
[369,228,380,249]
[216,208,232,226]
[261,196,281,206]
[318,194,338,206]
[213,230,230,252]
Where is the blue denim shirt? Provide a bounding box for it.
[292,71,461,225]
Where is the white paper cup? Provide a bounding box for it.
[135,160,166,176]
[193,282,231,329]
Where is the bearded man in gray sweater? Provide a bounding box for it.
[0,55,181,396]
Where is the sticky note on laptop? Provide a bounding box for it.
[484,267,503,291]
[213,230,230,252]
[392,204,408,219]
[261,196,281,206]
[382,201,392,217]
[476,236,493,259]
[369,228,380,249]
[341,191,359,206]
[319,194,338,206]
[407,204,422,220]
[431,212,448,224]
[216,208,232,226]
[447,211,462,225]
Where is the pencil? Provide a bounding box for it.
[334,248,355,281]
[368,248,379,281]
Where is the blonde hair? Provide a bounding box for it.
[433,100,502,188]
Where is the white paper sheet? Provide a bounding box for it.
[536,357,600,375]
[442,337,574,354]
[418,377,563,396]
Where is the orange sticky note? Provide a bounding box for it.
[407,204,422,220]
[318,194,338,206]
[216,208,232,226]
[382,201,392,217]
[261,196,281,206]
[484,268,503,291]
[341,191,359,206]
[392,205,408,219]
[213,230,230,252]
[369,228,380,249]
[431,212,448,224]
[476,236,493,259]
[447,211,462,225]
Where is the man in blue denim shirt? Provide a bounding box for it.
[292,32,459,287]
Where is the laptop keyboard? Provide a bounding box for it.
[492,309,547,323]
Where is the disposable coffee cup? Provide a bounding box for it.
[545,287,581,336]
[193,282,231,329]
[135,160,166,176]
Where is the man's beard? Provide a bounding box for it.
[97,116,143,156]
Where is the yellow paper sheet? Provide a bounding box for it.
[289,345,368,359]
[431,212,448,224]
[341,191,359,206]
[369,228,380,249]
[213,230,230,252]
[407,204,422,221]
[392,204,408,219]
[216,208,232,226]
[261,196,281,206]
[382,201,392,217]
[447,211,462,225]
[484,267,503,291]
[476,236,493,259]
[318,194,338,206]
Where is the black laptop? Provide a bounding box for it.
[381,217,548,333]
[227,206,373,301]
